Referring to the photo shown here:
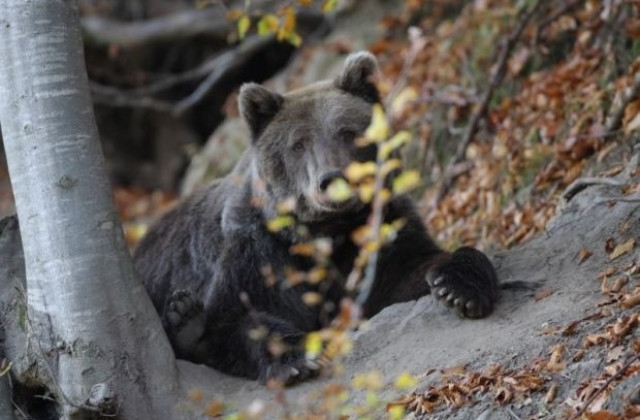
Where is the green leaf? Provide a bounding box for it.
[322,0,339,13]
[395,372,418,389]
[237,15,251,39]
[285,31,302,47]
[327,178,353,202]
[388,405,405,420]
[379,130,411,160]
[266,215,294,232]
[257,14,279,36]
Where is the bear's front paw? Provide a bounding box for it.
[426,247,498,319]
[260,353,321,387]
[163,290,206,355]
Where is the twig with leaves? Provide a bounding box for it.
[434,0,544,206]
[353,30,426,310]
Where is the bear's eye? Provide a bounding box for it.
[338,128,357,142]
[291,141,305,153]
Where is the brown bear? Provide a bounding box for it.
[133,52,498,385]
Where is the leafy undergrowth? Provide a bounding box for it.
[366,0,640,251]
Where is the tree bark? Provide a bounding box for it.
[0,1,179,418]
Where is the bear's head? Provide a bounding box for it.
[238,52,380,223]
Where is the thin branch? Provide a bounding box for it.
[90,83,175,113]
[605,70,640,132]
[173,35,273,115]
[89,35,274,115]
[433,0,544,205]
[561,177,625,202]
[568,352,640,420]
[125,54,227,97]
[81,8,232,48]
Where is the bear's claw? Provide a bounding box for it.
[163,290,206,355]
[427,247,498,319]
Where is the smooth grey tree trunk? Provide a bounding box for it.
[0,1,180,418]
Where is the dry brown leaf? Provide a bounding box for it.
[572,349,585,362]
[621,290,640,309]
[546,344,567,372]
[535,287,554,301]
[597,267,618,280]
[204,400,224,417]
[544,382,558,404]
[562,321,580,336]
[605,238,617,254]
[494,386,513,405]
[187,389,205,403]
[606,345,625,363]
[441,364,466,378]
[586,411,622,420]
[578,248,593,264]
[604,361,623,376]
[609,238,636,261]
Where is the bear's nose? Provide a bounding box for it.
[319,170,346,192]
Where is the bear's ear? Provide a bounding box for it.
[335,51,380,103]
[238,83,284,138]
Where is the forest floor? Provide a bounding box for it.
[176,155,640,420]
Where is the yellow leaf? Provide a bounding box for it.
[302,291,323,306]
[289,242,315,256]
[266,215,295,232]
[322,0,339,13]
[381,159,402,177]
[358,181,375,203]
[298,0,313,6]
[392,170,420,195]
[257,14,279,36]
[282,6,296,32]
[352,371,384,390]
[226,9,244,20]
[395,372,418,389]
[365,391,379,406]
[388,405,405,420]
[305,332,323,358]
[379,130,411,160]
[237,15,251,39]
[351,225,371,246]
[276,197,296,213]
[124,223,148,246]
[308,267,326,284]
[345,161,377,183]
[390,87,418,115]
[327,178,353,202]
[364,104,389,143]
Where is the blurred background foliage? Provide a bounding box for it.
[0,0,639,253]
